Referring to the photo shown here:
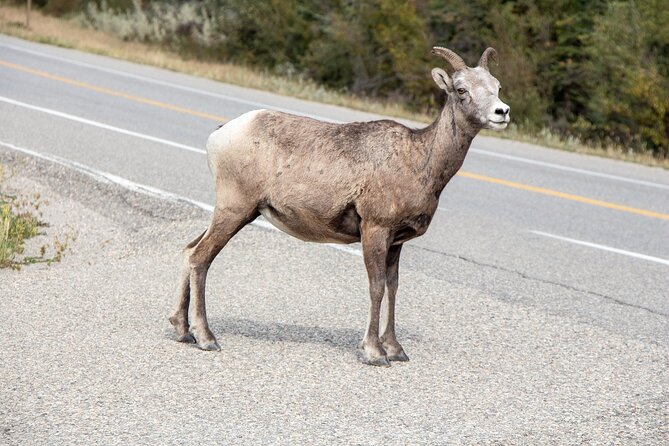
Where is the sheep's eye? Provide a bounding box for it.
[457,88,467,95]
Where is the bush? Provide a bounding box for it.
[80,0,224,54]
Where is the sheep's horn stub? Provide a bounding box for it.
[431,47,467,71]
[478,47,498,70]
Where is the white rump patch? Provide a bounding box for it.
[206,109,266,156]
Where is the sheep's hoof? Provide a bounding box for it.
[365,355,391,367]
[360,349,391,367]
[197,340,221,352]
[168,315,191,340]
[191,327,220,351]
[387,351,409,362]
[176,333,196,343]
[381,338,409,362]
[360,341,390,367]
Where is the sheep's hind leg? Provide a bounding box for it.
[380,244,409,362]
[187,205,258,351]
[169,230,206,343]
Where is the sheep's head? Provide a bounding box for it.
[431,47,510,131]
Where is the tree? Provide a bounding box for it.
[584,0,669,156]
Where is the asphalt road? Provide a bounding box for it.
[1,34,668,444]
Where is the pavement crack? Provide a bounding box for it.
[411,245,669,318]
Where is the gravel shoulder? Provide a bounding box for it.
[1,148,667,445]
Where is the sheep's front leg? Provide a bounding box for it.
[380,244,409,361]
[360,222,392,367]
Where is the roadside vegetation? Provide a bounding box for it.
[0,163,73,269]
[1,1,667,168]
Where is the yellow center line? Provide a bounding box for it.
[2,59,667,221]
[457,171,669,221]
[0,59,229,123]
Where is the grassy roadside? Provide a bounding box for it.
[1,4,666,169]
[0,162,73,269]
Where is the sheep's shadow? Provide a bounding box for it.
[165,317,421,351]
[209,317,360,350]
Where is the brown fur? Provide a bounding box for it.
[169,47,509,366]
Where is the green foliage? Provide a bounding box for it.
[39,0,82,16]
[217,0,314,70]
[484,2,549,130]
[35,0,669,158]
[303,0,431,104]
[583,0,669,157]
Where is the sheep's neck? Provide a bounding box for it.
[419,99,479,194]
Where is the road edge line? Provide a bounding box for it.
[530,230,669,266]
[0,95,206,154]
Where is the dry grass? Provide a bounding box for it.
[1,4,667,169]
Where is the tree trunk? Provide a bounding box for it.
[26,0,31,28]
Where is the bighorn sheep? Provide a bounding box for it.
[169,47,509,366]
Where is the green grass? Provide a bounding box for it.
[0,197,41,268]
[0,163,72,270]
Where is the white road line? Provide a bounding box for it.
[0,41,338,123]
[3,40,667,191]
[0,95,206,154]
[531,230,669,266]
[0,140,362,257]
[0,140,212,209]
[471,149,669,190]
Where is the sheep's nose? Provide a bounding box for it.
[495,107,510,116]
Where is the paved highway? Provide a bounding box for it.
[1,34,668,443]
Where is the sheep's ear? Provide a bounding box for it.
[432,68,453,92]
